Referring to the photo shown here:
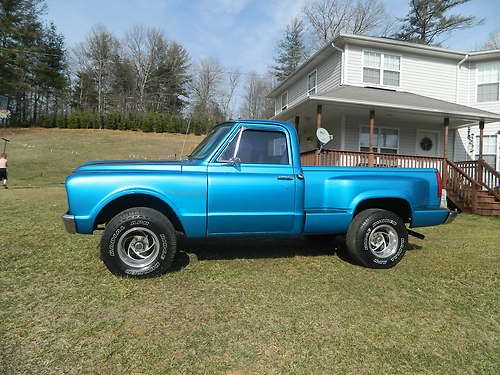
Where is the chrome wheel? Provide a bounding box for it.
[368,224,399,258]
[116,227,160,268]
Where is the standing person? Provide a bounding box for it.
[0,153,7,189]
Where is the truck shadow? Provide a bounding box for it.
[172,236,358,270]
[171,237,423,270]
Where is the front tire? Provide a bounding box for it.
[346,209,408,269]
[100,207,177,277]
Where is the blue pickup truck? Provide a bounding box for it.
[62,120,456,277]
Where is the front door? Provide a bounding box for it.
[416,130,439,157]
[207,125,296,236]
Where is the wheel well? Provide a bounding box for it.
[354,198,412,223]
[94,194,185,233]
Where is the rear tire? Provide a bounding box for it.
[100,207,177,277]
[346,209,408,269]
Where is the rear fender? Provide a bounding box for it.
[350,191,414,219]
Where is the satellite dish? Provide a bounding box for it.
[316,127,333,145]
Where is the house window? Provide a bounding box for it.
[359,127,399,154]
[363,51,400,87]
[308,70,317,95]
[477,62,500,102]
[281,91,288,111]
[475,135,498,167]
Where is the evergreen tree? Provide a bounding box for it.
[33,22,67,121]
[0,0,67,124]
[272,18,307,82]
[396,0,482,45]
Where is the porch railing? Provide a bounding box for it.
[456,159,500,201]
[301,149,445,174]
[445,159,482,210]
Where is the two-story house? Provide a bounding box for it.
[268,34,500,215]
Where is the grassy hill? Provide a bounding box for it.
[0,128,203,186]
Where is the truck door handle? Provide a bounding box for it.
[277,176,294,180]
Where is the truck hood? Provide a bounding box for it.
[74,159,201,173]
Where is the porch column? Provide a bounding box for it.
[477,120,485,186]
[478,120,485,160]
[316,104,322,130]
[294,115,300,142]
[368,110,375,167]
[315,104,322,166]
[442,117,449,185]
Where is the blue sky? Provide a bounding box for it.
[44,0,500,76]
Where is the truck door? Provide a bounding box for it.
[207,125,297,235]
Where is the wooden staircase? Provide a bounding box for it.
[445,159,500,216]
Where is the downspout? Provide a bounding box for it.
[456,54,469,103]
[331,42,345,85]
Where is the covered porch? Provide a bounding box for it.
[273,86,500,215]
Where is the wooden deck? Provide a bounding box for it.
[301,149,500,216]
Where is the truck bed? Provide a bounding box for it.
[302,166,447,234]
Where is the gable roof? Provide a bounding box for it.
[268,33,500,98]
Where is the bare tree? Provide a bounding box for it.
[74,25,119,114]
[240,72,274,119]
[350,0,387,34]
[303,0,389,48]
[190,58,224,126]
[125,25,167,111]
[219,70,240,120]
[483,30,500,50]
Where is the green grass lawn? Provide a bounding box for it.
[1,128,499,374]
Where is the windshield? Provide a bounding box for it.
[188,124,233,160]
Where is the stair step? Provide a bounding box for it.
[476,196,499,203]
[476,202,500,209]
[473,208,500,216]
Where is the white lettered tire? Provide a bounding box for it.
[100,207,177,277]
[346,209,408,269]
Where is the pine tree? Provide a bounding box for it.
[272,18,307,82]
[33,22,67,121]
[396,0,482,45]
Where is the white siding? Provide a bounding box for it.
[462,60,500,113]
[317,52,342,94]
[456,58,500,170]
[457,61,474,105]
[273,50,342,115]
[345,44,459,102]
[455,122,500,170]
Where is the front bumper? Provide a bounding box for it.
[444,210,458,225]
[62,213,77,234]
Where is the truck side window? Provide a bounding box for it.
[218,129,289,165]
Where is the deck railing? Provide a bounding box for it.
[301,149,445,174]
[456,159,500,201]
[445,159,482,209]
